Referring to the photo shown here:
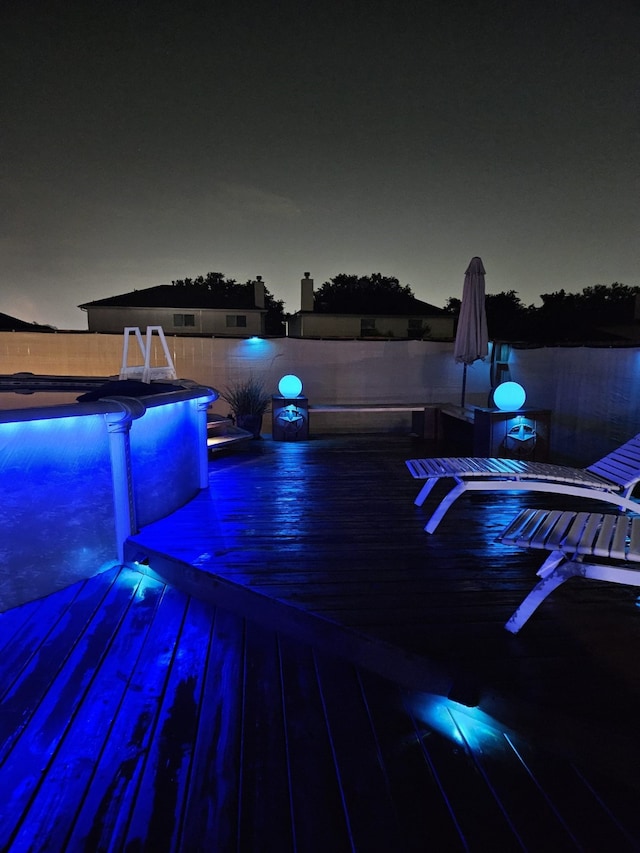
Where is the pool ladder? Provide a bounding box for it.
[119,326,177,383]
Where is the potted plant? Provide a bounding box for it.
[220,375,271,438]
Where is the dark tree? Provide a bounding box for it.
[444,290,530,341]
[172,272,286,335]
[485,291,530,340]
[314,273,418,313]
[531,282,640,342]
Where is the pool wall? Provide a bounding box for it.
[0,385,216,612]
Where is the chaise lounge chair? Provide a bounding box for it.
[406,433,640,533]
[497,507,640,633]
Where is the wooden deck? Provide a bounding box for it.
[2,435,640,850]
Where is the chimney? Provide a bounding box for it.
[254,275,265,308]
[301,272,314,311]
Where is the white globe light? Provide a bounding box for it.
[493,381,526,411]
[278,374,303,397]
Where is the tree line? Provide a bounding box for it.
[444,282,640,343]
[173,272,639,343]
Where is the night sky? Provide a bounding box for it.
[2,0,638,329]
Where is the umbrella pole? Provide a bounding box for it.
[461,363,467,407]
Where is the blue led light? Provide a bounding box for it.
[408,693,511,755]
[493,381,526,411]
[278,374,303,397]
[0,394,210,600]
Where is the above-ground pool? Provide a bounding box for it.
[0,376,217,611]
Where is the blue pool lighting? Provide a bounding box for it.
[0,383,216,611]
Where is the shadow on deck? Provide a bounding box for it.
[2,435,640,850]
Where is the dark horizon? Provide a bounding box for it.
[2,0,638,329]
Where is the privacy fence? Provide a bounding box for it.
[1,332,638,465]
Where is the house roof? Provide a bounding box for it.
[79,284,264,311]
[0,312,55,332]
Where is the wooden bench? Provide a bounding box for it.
[498,508,640,633]
[309,404,427,413]
[308,404,430,435]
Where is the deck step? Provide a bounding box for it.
[206,414,253,452]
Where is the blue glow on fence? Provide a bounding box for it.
[278,374,303,397]
[493,381,526,411]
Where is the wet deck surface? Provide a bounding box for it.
[2,435,640,849]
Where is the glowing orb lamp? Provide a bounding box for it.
[278,374,303,398]
[493,381,526,411]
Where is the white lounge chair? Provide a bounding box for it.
[497,508,640,633]
[406,434,640,533]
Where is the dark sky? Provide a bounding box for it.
[2,0,638,328]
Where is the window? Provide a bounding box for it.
[360,318,378,336]
[173,313,195,327]
[226,315,247,328]
[407,318,428,339]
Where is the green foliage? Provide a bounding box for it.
[220,375,271,416]
[314,273,417,314]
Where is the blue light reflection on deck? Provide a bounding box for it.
[410,693,508,753]
[267,442,312,539]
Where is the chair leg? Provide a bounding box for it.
[505,561,577,634]
[425,482,467,533]
[414,477,438,507]
[537,550,567,578]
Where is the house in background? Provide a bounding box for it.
[0,312,56,332]
[79,279,268,337]
[286,274,454,340]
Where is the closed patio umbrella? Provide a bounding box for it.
[453,256,488,406]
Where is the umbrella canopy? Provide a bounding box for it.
[453,256,488,405]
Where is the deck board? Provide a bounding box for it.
[124,594,215,850]
[180,606,245,852]
[278,638,352,850]
[8,572,165,852]
[67,583,192,851]
[2,435,640,849]
[238,620,294,851]
[314,653,402,850]
[358,671,467,851]
[129,438,640,742]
